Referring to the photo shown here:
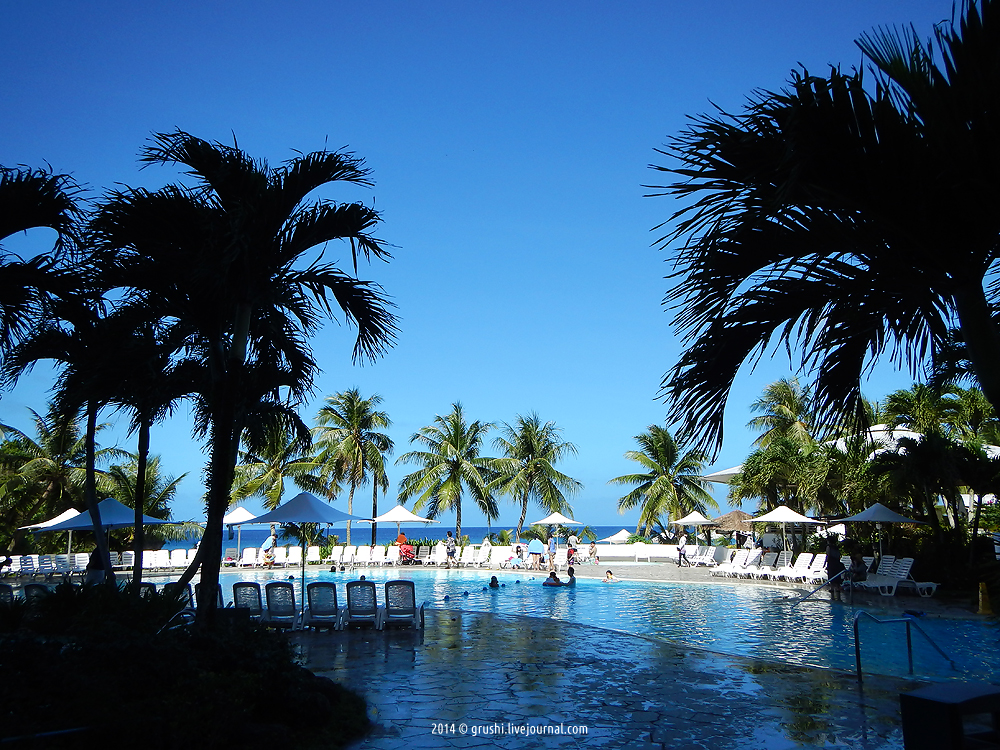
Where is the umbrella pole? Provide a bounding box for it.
[300,537,306,627]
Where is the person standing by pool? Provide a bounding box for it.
[589,541,598,565]
[547,535,557,571]
[826,538,846,600]
[261,528,277,568]
[677,533,689,567]
[445,531,457,568]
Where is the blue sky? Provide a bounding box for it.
[0,1,951,528]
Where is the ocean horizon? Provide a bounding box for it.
[162,524,642,552]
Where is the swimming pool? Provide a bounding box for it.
[217,566,999,683]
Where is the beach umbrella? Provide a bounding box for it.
[702,465,742,484]
[530,511,581,544]
[751,505,823,551]
[20,508,82,554]
[39,498,176,532]
[670,510,714,526]
[370,504,440,537]
[223,506,256,556]
[232,491,366,620]
[834,502,924,556]
[598,529,632,543]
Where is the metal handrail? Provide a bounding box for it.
[853,609,957,683]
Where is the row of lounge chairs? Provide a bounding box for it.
[710,549,937,596]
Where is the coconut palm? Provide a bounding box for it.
[233,416,335,511]
[103,455,186,547]
[91,131,398,624]
[650,1,1000,452]
[491,413,582,541]
[396,402,498,538]
[884,383,960,437]
[610,426,716,536]
[313,389,393,545]
[748,378,816,448]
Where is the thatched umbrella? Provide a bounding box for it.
[711,510,753,534]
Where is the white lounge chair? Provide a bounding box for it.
[805,553,828,584]
[552,549,568,572]
[306,546,321,565]
[239,547,258,567]
[354,545,372,567]
[712,549,747,577]
[385,546,400,566]
[414,546,430,565]
[326,546,344,566]
[457,545,476,567]
[427,543,447,567]
[775,553,813,582]
[369,546,387,566]
[633,542,651,563]
[690,547,718,567]
[169,549,188,569]
[859,557,915,596]
[287,546,303,567]
[750,551,786,579]
[341,546,356,568]
[273,546,288,567]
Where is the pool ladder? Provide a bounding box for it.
[853,610,957,683]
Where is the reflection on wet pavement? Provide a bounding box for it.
[292,609,920,749]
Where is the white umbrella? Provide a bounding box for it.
[751,505,823,551]
[232,491,367,620]
[20,508,82,554]
[370,504,440,537]
[702,465,742,484]
[670,510,714,525]
[530,511,581,526]
[598,529,631,543]
[223,506,256,557]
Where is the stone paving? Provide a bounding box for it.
[292,609,923,750]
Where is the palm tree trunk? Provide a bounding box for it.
[456,498,462,541]
[346,483,356,545]
[371,481,378,546]
[517,494,528,541]
[84,401,115,582]
[130,415,150,597]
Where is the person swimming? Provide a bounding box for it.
[489,576,500,588]
[601,570,620,583]
[543,571,561,586]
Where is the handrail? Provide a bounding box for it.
[853,610,957,683]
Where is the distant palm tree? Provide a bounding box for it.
[650,1,1000,451]
[748,378,816,447]
[491,413,581,541]
[233,416,335,511]
[397,403,497,539]
[884,383,959,437]
[104,455,186,548]
[314,389,393,545]
[610,426,716,536]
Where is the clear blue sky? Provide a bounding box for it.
[0,1,951,528]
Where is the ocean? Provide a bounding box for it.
[163,524,637,551]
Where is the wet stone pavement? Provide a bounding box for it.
[291,609,921,749]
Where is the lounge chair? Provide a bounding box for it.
[427,543,447,567]
[343,579,381,629]
[239,548,258,567]
[341,546,356,568]
[385,546,400,566]
[138,582,157,599]
[859,557,916,596]
[168,549,186,569]
[195,582,224,608]
[633,542,651,563]
[690,547,718,567]
[354,545,372,567]
[232,582,263,619]
[414,545,430,565]
[306,546,322,565]
[304,582,342,630]
[805,553,827,584]
[287,546,303,567]
[38,555,57,581]
[0,583,12,604]
[733,548,765,577]
[71,553,90,578]
[163,582,194,608]
[186,548,199,565]
[552,549,568,572]
[712,549,747,577]
[382,580,424,629]
[369,546,387,566]
[325,546,343,565]
[273,546,288,567]
[775,553,813,582]
[119,551,134,570]
[750,551,786,579]
[23,583,50,605]
[263,581,299,628]
[457,545,476,567]
[223,547,239,566]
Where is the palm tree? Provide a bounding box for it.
[491,413,581,541]
[233,416,334,511]
[103,455,186,548]
[91,131,398,624]
[748,378,815,447]
[313,389,393,545]
[609,426,716,536]
[650,1,1000,451]
[884,383,959,437]
[396,402,498,538]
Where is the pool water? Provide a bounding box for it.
[217,566,1000,683]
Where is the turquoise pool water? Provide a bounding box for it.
[216,566,998,683]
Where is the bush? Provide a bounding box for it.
[0,583,369,749]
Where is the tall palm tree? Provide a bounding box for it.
[396,402,498,539]
[650,0,1000,452]
[91,132,398,624]
[313,389,393,545]
[884,383,960,437]
[103,455,186,548]
[610,426,716,537]
[491,413,581,541]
